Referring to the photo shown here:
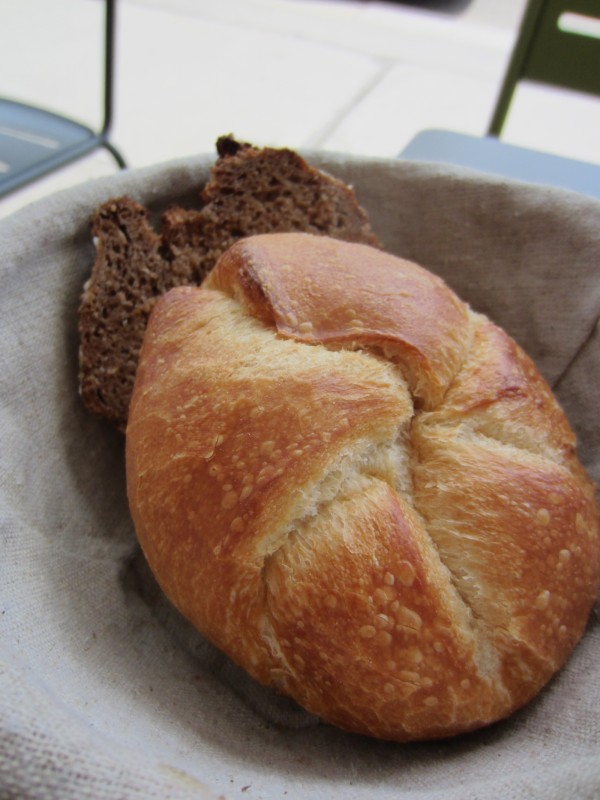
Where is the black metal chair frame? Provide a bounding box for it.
[0,0,126,199]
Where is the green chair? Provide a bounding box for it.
[400,0,600,198]
[0,0,126,199]
[489,0,600,135]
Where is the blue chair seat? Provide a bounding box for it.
[400,129,600,200]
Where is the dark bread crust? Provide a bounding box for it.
[78,137,380,430]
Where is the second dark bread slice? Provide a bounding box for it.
[78,137,381,432]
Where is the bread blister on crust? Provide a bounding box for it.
[78,136,380,431]
[125,232,600,742]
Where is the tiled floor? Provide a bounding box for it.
[1,0,599,219]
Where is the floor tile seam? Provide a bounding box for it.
[305,60,397,150]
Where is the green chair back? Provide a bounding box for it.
[489,0,600,136]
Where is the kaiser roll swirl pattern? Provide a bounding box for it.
[126,233,600,741]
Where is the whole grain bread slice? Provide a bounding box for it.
[78,136,381,431]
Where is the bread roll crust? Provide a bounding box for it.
[126,233,600,741]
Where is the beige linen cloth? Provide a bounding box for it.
[1,153,599,800]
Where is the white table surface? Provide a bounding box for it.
[1,0,598,220]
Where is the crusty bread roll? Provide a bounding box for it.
[126,232,600,741]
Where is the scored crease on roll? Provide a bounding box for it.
[125,231,600,742]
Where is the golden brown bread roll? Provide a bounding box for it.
[126,232,600,741]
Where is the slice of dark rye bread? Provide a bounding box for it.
[78,136,381,431]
